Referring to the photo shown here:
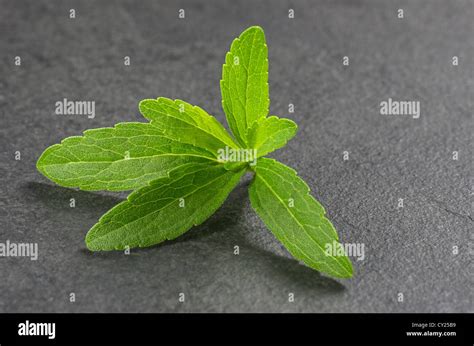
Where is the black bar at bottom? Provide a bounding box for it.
[0,313,472,345]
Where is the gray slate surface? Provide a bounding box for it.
[0,0,472,313]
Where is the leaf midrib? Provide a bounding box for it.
[39,152,218,167]
[89,167,238,245]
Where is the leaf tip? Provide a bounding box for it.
[138,98,155,112]
[337,257,354,279]
[36,144,60,177]
[84,229,98,251]
[244,25,264,35]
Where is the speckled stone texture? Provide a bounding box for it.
[0,0,472,312]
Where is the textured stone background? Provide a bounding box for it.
[0,0,472,312]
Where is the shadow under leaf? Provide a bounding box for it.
[28,178,346,293]
[23,181,125,212]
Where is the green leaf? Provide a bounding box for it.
[139,97,240,155]
[221,26,269,146]
[248,116,297,157]
[35,25,356,278]
[86,162,246,251]
[36,122,217,191]
[249,158,353,278]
